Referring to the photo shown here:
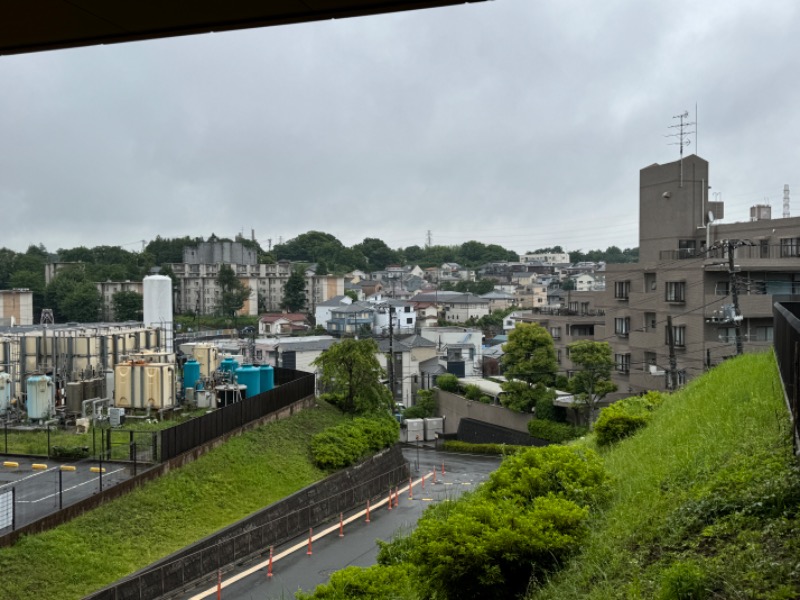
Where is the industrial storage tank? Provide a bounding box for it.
[235,365,260,398]
[26,375,54,421]
[192,343,220,377]
[259,364,274,393]
[114,362,176,410]
[183,359,202,391]
[0,372,11,413]
[220,356,239,375]
[65,381,84,414]
[143,275,174,352]
[216,384,246,408]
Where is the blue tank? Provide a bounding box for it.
[235,365,260,398]
[183,359,202,391]
[220,357,239,375]
[259,364,275,393]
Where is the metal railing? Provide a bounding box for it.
[773,299,800,453]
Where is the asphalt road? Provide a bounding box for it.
[0,457,132,532]
[179,447,502,600]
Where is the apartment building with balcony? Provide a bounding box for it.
[602,154,800,398]
[168,241,343,316]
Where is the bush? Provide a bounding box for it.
[479,395,493,404]
[535,395,566,422]
[50,445,90,460]
[594,391,666,446]
[296,564,416,600]
[311,416,398,469]
[528,419,588,443]
[443,440,527,455]
[402,389,437,420]
[482,445,610,508]
[464,384,483,401]
[657,560,709,600]
[436,373,459,392]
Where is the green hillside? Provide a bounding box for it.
[0,401,347,600]
[532,351,800,599]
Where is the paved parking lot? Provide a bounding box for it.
[0,456,133,532]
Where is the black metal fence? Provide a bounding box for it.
[86,446,409,600]
[772,300,800,452]
[159,368,314,462]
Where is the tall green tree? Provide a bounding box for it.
[45,267,102,322]
[568,340,617,425]
[281,268,307,312]
[500,322,559,412]
[312,338,391,414]
[216,264,249,317]
[112,291,143,321]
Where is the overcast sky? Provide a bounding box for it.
[1,0,799,258]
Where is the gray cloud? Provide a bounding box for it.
[1,0,799,256]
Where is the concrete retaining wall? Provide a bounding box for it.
[437,389,534,435]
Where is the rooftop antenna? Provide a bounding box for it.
[666,110,696,188]
[784,184,790,218]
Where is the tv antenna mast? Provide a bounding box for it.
[666,111,695,188]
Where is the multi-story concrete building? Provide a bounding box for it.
[602,154,800,398]
[0,290,34,326]
[96,280,143,321]
[169,242,344,316]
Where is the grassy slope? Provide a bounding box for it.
[0,401,346,600]
[532,351,800,600]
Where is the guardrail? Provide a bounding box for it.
[772,299,800,454]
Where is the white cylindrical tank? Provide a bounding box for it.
[143,275,174,353]
[26,375,54,420]
[0,372,11,412]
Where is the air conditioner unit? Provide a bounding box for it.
[649,365,665,376]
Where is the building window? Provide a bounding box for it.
[665,281,686,303]
[614,317,630,337]
[549,326,561,340]
[715,281,730,296]
[614,280,630,300]
[644,273,657,292]
[665,325,686,348]
[644,312,657,330]
[406,318,413,324]
[644,351,657,371]
[755,326,774,342]
[780,237,800,257]
[615,353,631,373]
[678,239,696,258]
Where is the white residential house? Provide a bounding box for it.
[519,252,571,265]
[419,326,483,378]
[368,297,417,335]
[314,295,352,330]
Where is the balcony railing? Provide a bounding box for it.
[660,244,800,261]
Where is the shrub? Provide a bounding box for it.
[482,445,610,508]
[479,395,493,404]
[657,560,709,600]
[528,419,588,443]
[50,445,90,460]
[311,416,398,469]
[403,389,437,420]
[594,391,666,446]
[535,395,566,422]
[464,384,483,401]
[443,440,527,455]
[409,495,590,600]
[436,373,459,392]
[296,564,416,600]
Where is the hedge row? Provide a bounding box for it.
[442,440,527,456]
[310,415,400,470]
[528,419,588,443]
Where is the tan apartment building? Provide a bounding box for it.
[602,154,800,398]
[168,241,343,316]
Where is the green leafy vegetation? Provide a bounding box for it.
[530,351,800,600]
[528,419,588,443]
[301,445,609,600]
[310,415,400,470]
[0,401,348,600]
[566,340,617,424]
[313,338,392,414]
[435,373,459,392]
[501,322,558,413]
[402,389,437,419]
[593,390,665,446]
[442,440,527,455]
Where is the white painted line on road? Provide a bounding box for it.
[188,471,435,600]
[16,468,126,504]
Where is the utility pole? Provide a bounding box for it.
[667,315,678,391]
[726,240,744,356]
[388,305,395,403]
